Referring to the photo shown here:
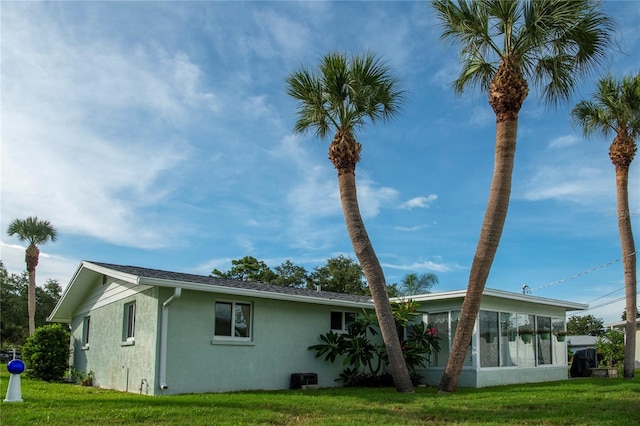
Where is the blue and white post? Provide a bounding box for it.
[4,352,25,403]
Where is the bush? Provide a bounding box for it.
[309,301,441,387]
[21,323,70,382]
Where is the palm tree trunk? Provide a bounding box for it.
[614,165,637,379]
[439,117,518,392]
[338,171,414,392]
[26,243,40,335]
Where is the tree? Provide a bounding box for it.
[309,255,368,295]
[431,0,613,392]
[572,73,639,378]
[7,216,58,335]
[286,52,413,392]
[397,273,439,296]
[567,314,605,336]
[211,256,277,282]
[621,308,640,321]
[0,262,63,347]
[0,262,29,345]
[272,260,308,288]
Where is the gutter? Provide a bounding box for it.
[159,287,182,390]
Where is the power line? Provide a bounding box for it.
[530,250,637,292]
[584,291,640,311]
[586,287,624,304]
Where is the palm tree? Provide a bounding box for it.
[431,0,613,392]
[7,216,58,335]
[286,52,414,392]
[572,73,639,379]
[399,273,439,296]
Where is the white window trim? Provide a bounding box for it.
[122,301,136,344]
[81,316,91,350]
[213,300,253,342]
[330,311,356,333]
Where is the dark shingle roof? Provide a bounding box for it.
[88,261,374,304]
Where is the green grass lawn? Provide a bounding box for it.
[1,368,639,425]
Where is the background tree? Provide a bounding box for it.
[272,259,308,288]
[431,0,612,392]
[0,262,63,347]
[572,73,639,378]
[621,308,640,321]
[308,255,368,294]
[567,314,606,336]
[397,273,439,297]
[0,262,29,345]
[211,256,277,282]
[287,51,413,392]
[7,216,58,335]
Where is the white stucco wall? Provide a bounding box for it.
[70,277,159,394]
[159,287,374,395]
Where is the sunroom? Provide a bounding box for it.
[407,288,586,388]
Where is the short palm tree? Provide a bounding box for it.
[7,216,58,335]
[400,272,439,296]
[431,0,613,392]
[286,52,414,392]
[572,73,639,379]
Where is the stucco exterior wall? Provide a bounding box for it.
[70,278,160,394]
[159,287,373,395]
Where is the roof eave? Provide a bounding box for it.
[138,276,375,309]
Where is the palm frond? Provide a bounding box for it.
[286,51,403,140]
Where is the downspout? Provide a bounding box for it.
[159,287,181,390]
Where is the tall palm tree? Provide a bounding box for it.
[286,52,414,392]
[7,216,58,335]
[431,0,613,392]
[572,73,640,379]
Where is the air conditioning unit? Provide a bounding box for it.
[290,373,318,389]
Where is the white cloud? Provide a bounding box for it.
[383,258,454,273]
[1,3,214,248]
[401,195,438,210]
[1,242,79,288]
[549,135,580,149]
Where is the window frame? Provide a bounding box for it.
[122,301,136,344]
[330,311,356,332]
[213,300,253,341]
[82,316,91,350]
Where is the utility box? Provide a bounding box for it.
[290,373,318,389]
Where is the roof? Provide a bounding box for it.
[48,260,589,323]
[48,261,375,322]
[403,287,588,311]
[605,318,640,328]
[566,335,600,347]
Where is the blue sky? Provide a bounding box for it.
[1,1,638,324]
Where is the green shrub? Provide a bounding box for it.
[21,323,70,382]
[309,301,440,386]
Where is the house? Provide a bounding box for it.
[48,261,587,395]
[566,335,600,355]
[605,318,640,368]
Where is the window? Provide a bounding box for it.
[82,316,91,349]
[330,311,355,332]
[215,301,251,340]
[430,312,450,367]
[479,310,499,367]
[123,302,136,342]
[536,316,552,365]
